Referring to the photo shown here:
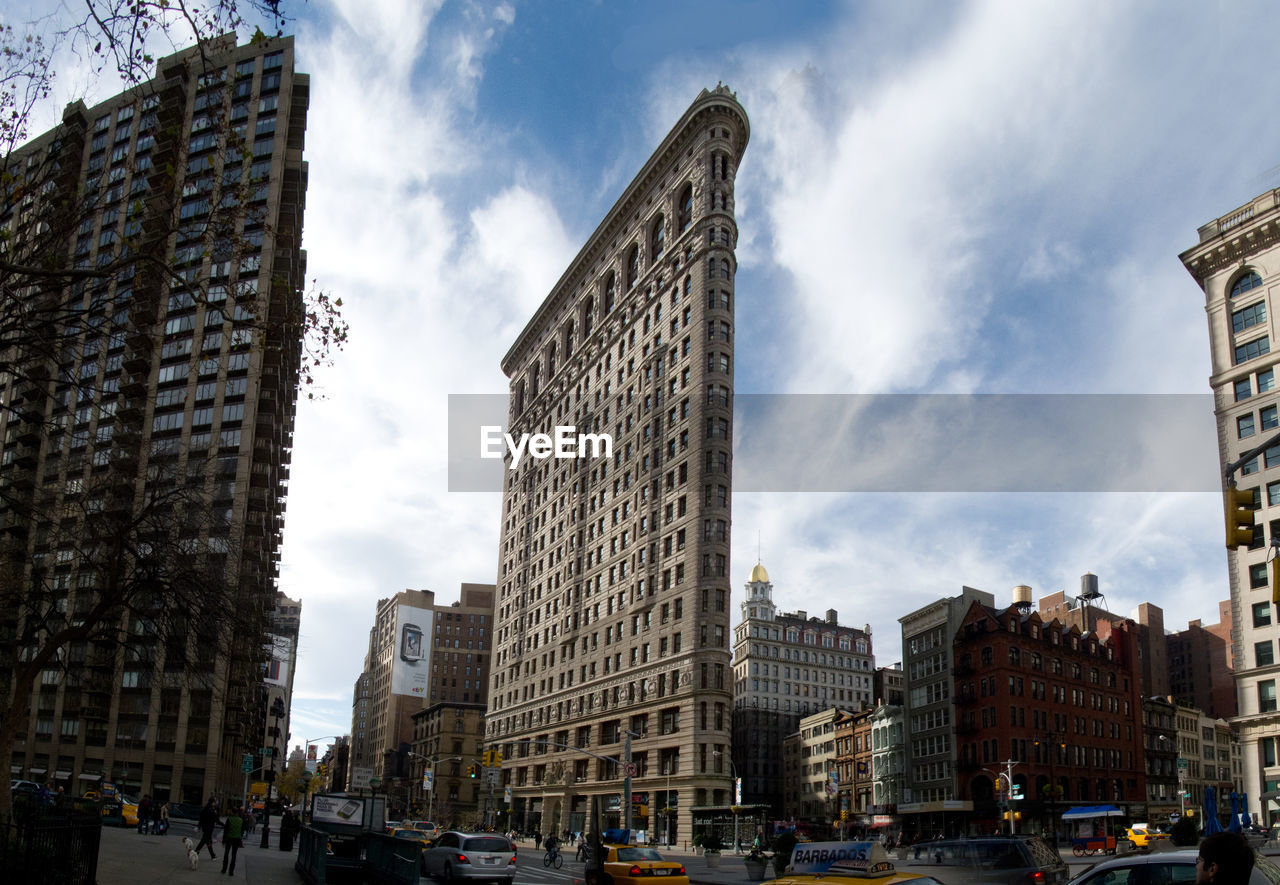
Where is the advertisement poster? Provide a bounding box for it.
[312,795,366,826]
[264,634,292,687]
[390,603,433,697]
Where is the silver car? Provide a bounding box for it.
[898,836,1069,885]
[1066,848,1280,885]
[421,831,517,884]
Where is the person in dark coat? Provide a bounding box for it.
[194,797,219,859]
[137,795,152,834]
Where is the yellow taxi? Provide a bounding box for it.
[765,842,944,885]
[1123,826,1169,849]
[599,844,689,885]
[118,795,140,827]
[389,827,436,847]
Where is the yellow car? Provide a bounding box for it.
[600,844,689,885]
[1124,827,1169,849]
[118,795,139,827]
[390,827,435,847]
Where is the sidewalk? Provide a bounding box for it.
[97,818,302,884]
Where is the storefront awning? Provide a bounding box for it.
[54,770,70,779]
[1062,805,1124,820]
[78,773,101,781]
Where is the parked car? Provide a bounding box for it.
[420,831,516,884]
[898,836,1068,885]
[598,844,689,885]
[406,820,442,837]
[10,780,41,796]
[1066,847,1280,885]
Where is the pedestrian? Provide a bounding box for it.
[1196,832,1255,885]
[244,806,256,835]
[221,803,245,876]
[194,797,219,860]
[152,798,164,835]
[137,795,152,834]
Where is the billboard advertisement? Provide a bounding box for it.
[390,603,433,697]
[264,634,292,687]
[312,794,366,825]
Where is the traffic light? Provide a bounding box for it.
[467,764,477,778]
[493,750,502,765]
[1226,487,1257,549]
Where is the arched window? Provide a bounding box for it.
[1232,271,1263,298]
[626,246,639,290]
[651,215,665,260]
[583,295,595,336]
[547,341,556,376]
[604,273,616,313]
[563,319,574,358]
[678,184,693,232]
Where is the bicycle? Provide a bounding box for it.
[543,849,563,869]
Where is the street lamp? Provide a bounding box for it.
[301,735,342,826]
[713,750,742,854]
[1033,733,1065,846]
[410,752,463,825]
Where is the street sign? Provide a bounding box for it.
[624,762,638,777]
[1177,757,1189,771]
[260,747,274,757]
[370,777,382,788]
[486,768,500,786]
[241,754,253,773]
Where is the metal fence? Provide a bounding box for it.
[0,810,102,885]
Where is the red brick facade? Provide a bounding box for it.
[954,602,1146,833]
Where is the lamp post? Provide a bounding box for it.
[259,698,286,848]
[301,735,342,826]
[410,753,463,826]
[713,750,742,854]
[1033,733,1064,845]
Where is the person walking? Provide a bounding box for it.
[137,795,152,834]
[1196,832,1255,885]
[194,797,219,860]
[152,798,165,835]
[221,803,245,876]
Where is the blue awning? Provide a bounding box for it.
[1061,806,1125,820]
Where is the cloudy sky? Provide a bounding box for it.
[19,0,1280,752]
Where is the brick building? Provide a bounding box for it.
[953,600,1146,837]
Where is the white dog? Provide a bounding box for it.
[182,837,199,870]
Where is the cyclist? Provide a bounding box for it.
[544,832,559,860]
[576,833,588,861]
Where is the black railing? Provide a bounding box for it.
[0,809,102,885]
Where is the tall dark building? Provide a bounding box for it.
[487,86,748,845]
[0,35,308,803]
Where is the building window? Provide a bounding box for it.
[678,185,693,232]
[1253,563,1271,589]
[1259,680,1277,714]
[1232,272,1264,298]
[626,245,639,290]
[1261,370,1277,393]
[1234,302,1268,334]
[1237,336,1270,365]
[1258,641,1275,667]
[1254,602,1272,628]
[1262,405,1280,433]
[1240,414,1257,438]
[1236,378,1253,401]
[651,215,665,260]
